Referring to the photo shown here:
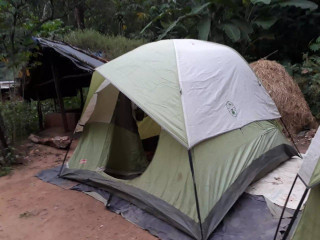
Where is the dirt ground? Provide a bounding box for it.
[0,127,315,240]
[0,139,156,240]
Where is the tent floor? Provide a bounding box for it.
[37,166,291,240]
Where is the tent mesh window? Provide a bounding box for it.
[104,92,159,179]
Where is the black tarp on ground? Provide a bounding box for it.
[36,167,290,240]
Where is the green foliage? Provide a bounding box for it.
[0,139,19,177]
[140,0,319,60]
[0,145,16,177]
[63,89,88,110]
[0,0,73,73]
[0,166,12,177]
[0,99,57,143]
[278,0,318,10]
[38,19,71,38]
[0,100,39,144]
[310,36,320,52]
[1,0,319,66]
[289,37,320,120]
[0,136,19,176]
[62,29,146,60]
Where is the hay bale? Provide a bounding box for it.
[250,60,318,134]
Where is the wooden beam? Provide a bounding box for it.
[79,87,84,110]
[0,112,8,150]
[34,72,91,88]
[37,100,44,130]
[36,91,44,130]
[34,79,54,88]
[51,63,69,132]
[60,72,91,81]
[53,98,57,112]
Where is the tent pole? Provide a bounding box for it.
[282,187,309,240]
[273,174,298,240]
[280,118,301,158]
[58,133,75,177]
[188,149,204,240]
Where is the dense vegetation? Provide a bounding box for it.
[1,0,320,64]
[289,37,320,120]
[0,0,319,175]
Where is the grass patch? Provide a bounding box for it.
[62,29,146,60]
[0,166,12,177]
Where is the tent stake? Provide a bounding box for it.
[282,187,309,240]
[188,150,204,240]
[273,174,298,240]
[106,194,114,209]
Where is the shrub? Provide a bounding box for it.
[0,100,39,144]
[62,29,146,60]
[0,99,40,176]
[290,37,320,121]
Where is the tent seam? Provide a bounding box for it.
[95,69,189,149]
[173,40,191,149]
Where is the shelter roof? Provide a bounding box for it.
[23,37,106,101]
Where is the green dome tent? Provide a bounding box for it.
[61,39,298,240]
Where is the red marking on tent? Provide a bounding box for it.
[80,159,87,164]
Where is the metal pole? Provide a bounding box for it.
[273,174,298,240]
[280,118,302,158]
[188,150,204,240]
[282,187,310,240]
[58,134,74,177]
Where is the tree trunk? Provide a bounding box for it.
[74,3,85,30]
[37,99,44,130]
[0,112,8,151]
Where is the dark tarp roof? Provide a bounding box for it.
[23,37,106,101]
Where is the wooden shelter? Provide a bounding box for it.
[22,38,106,132]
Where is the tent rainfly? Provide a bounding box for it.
[60,39,298,240]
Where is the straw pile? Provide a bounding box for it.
[250,60,318,134]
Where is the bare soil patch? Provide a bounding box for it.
[0,141,156,240]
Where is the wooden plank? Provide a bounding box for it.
[51,63,69,132]
[36,91,44,130]
[34,72,91,88]
[34,79,54,88]
[37,99,44,130]
[79,87,84,110]
[0,112,8,150]
[61,72,91,81]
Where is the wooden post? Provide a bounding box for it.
[79,87,84,110]
[0,112,8,150]
[37,99,44,130]
[53,98,57,112]
[36,91,44,130]
[50,63,69,132]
